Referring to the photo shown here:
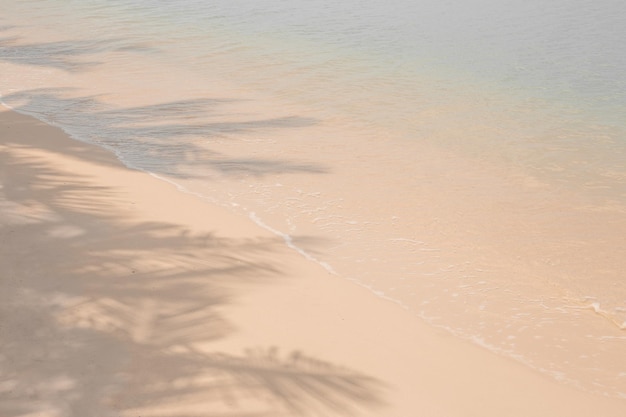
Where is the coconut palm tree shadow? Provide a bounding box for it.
[0,35,159,72]
[3,89,328,179]
[1,24,326,179]
[0,113,383,416]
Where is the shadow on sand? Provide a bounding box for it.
[0,111,383,416]
[0,33,157,72]
[0,19,330,184]
[0,32,327,179]
[1,89,327,179]
[0,29,377,416]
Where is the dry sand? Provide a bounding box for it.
[1,107,624,416]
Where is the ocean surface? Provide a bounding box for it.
[1,0,625,398]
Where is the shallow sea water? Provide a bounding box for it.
[1,0,625,398]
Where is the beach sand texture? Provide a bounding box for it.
[2,2,626,395]
[1,109,625,416]
[2,0,626,414]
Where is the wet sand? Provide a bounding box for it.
[1,107,624,416]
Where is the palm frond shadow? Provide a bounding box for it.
[1,26,324,178]
[0,35,157,72]
[3,89,327,179]
[0,112,384,416]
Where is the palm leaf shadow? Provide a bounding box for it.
[0,34,157,72]
[2,89,327,179]
[0,110,383,416]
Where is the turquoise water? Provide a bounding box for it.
[1,0,625,398]
[87,0,626,122]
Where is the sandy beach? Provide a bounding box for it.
[1,107,625,416]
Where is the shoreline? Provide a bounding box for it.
[2,108,625,415]
[1,9,625,395]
